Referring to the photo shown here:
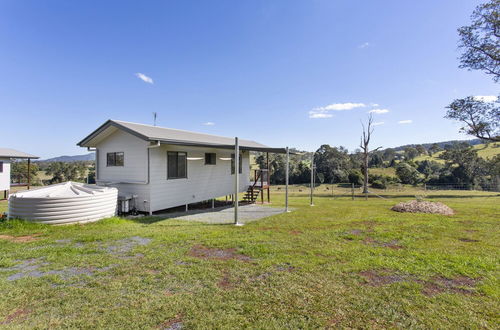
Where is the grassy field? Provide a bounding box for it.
[0,190,499,328]
[414,142,500,163]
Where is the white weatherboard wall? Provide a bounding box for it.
[95,129,150,212]
[94,129,251,213]
[149,145,250,212]
[0,158,11,191]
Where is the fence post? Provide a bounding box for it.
[351,183,355,201]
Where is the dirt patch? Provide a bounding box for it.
[158,316,183,330]
[188,245,252,261]
[217,271,233,289]
[359,270,410,286]
[0,234,41,243]
[421,276,479,296]
[1,308,31,325]
[391,200,454,215]
[363,237,403,249]
[275,263,296,272]
[458,237,480,243]
[349,229,364,235]
[358,269,480,296]
[289,230,302,235]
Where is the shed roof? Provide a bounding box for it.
[0,148,39,159]
[77,120,287,153]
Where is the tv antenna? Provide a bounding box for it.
[153,112,157,126]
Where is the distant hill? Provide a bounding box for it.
[390,139,483,152]
[38,153,95,163]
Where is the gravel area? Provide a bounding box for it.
[156,204,287,224]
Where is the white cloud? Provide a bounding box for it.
[309,102,365,119]
[358,42,370,49]
[368,108,390,114]
[474,95,497,102]
[398,120,413,124]
[202,122,215,126]
[313,102,366,112]
[309,112,333,119]
[135,72,154,84]
[370,103,380,107]
[372,121,385,126]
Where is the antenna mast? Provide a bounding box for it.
[153,112,157,126]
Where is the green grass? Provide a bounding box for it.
[0,191,499,328]
[368,167,397,177]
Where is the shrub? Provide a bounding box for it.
[371,180,387,189]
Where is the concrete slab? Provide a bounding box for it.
[155,204,287,224]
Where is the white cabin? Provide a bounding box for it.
[0,148,39,199]
[78,120,285,214]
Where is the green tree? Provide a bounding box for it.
[395,163,420,185]
[404,147,419,161]
[445,96,499,142]
[45,162,87,184]
[11,161,40,184]
[314,145,352,183]
[457,0,500,81]
[428,143,442,156]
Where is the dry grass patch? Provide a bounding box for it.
[0,234,41,243]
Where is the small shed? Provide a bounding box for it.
[0,148,39,199]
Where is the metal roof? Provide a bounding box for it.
[0,148,39,159]
[77,120,287,153]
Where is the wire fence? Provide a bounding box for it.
[271,182,500,195]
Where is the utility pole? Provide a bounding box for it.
[234,137,242,226]
[285,146,289,212]
[310,152,314,206]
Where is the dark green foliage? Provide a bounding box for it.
[457,0,500,82]
[10,161,40,185]
[446,96,499,142]
[45,162,88,184]
[395,163,421,185]
[348,170,363,185]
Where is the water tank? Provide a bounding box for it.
[8,182,118,225]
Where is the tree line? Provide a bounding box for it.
[256,141,500,191]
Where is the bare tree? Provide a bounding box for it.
[360,114,381,194]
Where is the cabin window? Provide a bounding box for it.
[167,151,187,179]
[205,153,216,165]
[0,161,3,173]
[106,152,124,166]
[231,154,242,174]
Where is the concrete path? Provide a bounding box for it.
[155,204,287,224]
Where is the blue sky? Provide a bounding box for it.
[0,0,497,158]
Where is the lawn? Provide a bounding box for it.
[0,191,499,328]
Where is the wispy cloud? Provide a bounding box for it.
[135,72,154,84]
[370,103,380,107]
[202,122,215,126]
[309,102,366,119]
[474,95,497,102]
[309,112,333,119]
[358,42,370,49]
[398,120,413,124]
[372,121,385,126]
[368,109,390,114]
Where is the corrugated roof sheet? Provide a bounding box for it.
[78,120,286,153]
[0,148,39,159]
